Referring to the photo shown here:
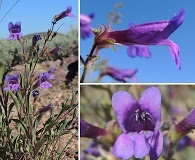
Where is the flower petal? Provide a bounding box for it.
[8,22,14,31]
[113,133,134,159]
[15,22,21,31]
[40,81,53,89]
[157,39,181,69]
[139,87,161,129]
[112,91,139,132]
[132,133,150,158]
[127,45,151,58]
[148,130,163,160]
[155,8,185,39]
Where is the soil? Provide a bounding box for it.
[9,53,79,160]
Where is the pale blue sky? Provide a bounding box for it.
[80,0,195,83]
[0,0,78,38]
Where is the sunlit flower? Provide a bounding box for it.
[80,13,95,39]
[112,87,163,159]
[8,22,22,40]
[94,9,185,69]
[80,118,108,139]
[39,68,54,89]
[100,67,137,83]
[54,6,75,22]
[4,74,20,91]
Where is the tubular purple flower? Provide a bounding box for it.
[8,22,22,40]
[54,6,75,22]
[39,103,54,113]
[96,9,185,69]
[80,118,108,139]
[39,68,55,89]
[80,13,95,39]
[32,34,42,44]
[50,46,62,54]
[100,67,137,83]
[4,74,20,91]
[112,87,163,160]
[169,109,195,143]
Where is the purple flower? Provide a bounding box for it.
[39,68,54,89]
[169,108,195,144]
[176,136,195,151]
[80,13,95,39]
[176,109,195,137]
[32,34,42,44]
[4,74,20,91]
[32,90,39,99]
[127,45,151,58]
[100,67,137,83]
[39,103,54,114]
[80,118,108,139]
[8,22,22,40]
[50,46,62,54]
[54,6,75,22]
[126,23,151,58]
[112,87,163,159]
[96,9,185,69]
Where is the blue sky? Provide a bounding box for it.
[0,0,78,38]
[80,0,195,83]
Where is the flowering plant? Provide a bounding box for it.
[0,3,77,160]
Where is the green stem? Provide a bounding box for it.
[80,43,97,83]
[166,142,176,160]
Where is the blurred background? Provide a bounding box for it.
[80,85,195,160]
[80,0,195,83]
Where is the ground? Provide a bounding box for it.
[9,52,78,160]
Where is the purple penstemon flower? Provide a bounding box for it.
[100,67,138,83]
[8,22,22,40]
[4,74,20,91]
[112,87,163,160]
[50,46,62,54]
[95,9,185,69]
[39,68,54,89]
[39,103,54,113]
[80,13,95,39]
[32,34,42,44]
[80,118,108,139]
[54,6,75,22]
[169,108,195,143]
